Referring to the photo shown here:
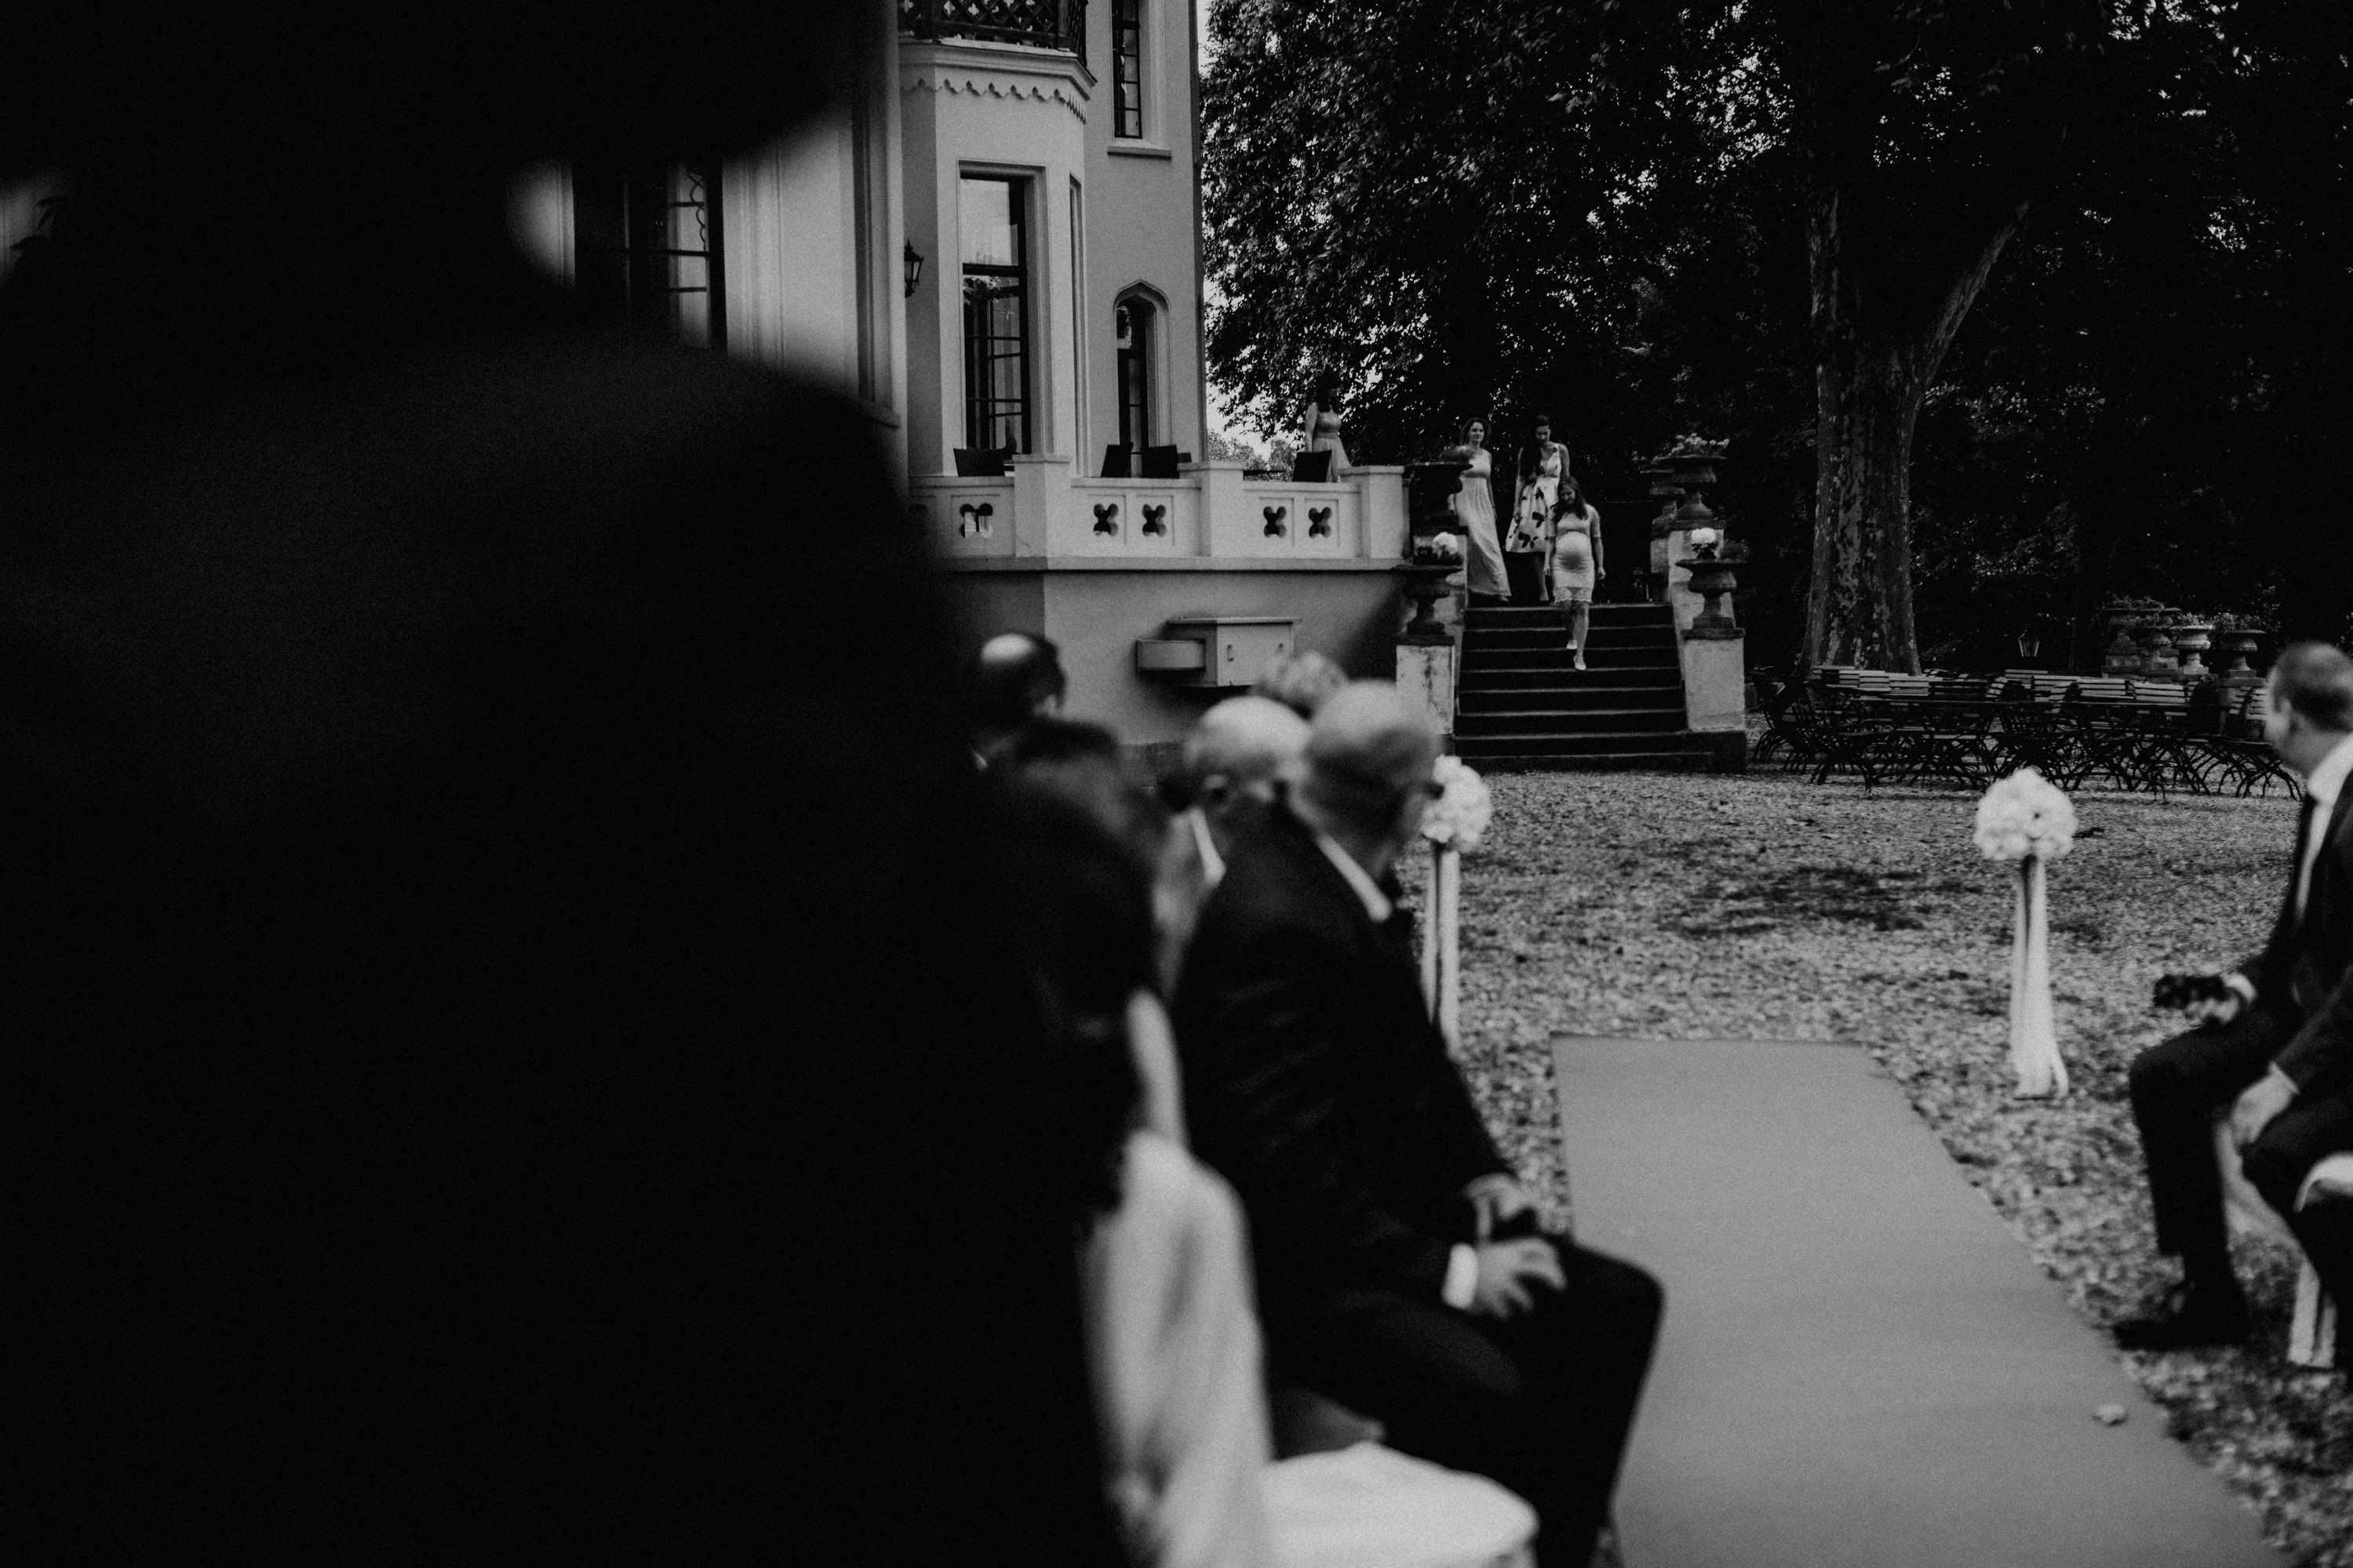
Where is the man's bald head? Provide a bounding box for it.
[966,632,1065,750]
[1183,697,1310,793]
[1182,696,1310,853]
[1298,682,1440,839]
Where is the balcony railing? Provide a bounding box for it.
[900,0,1087,54]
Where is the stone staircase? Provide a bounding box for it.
[1452,602,1714,772]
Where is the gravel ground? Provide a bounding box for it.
[1433,769,2353,1566]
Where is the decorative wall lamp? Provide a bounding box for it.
[903,242,924,297]
[2017,627,2043,660]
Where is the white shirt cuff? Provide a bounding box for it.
[2224,973,2256,1006]
[1442,1243,1479,1311]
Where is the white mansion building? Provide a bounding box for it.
[508,0,1411,744]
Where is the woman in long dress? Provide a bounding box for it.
[1548,477,1607,670]
[1448,417,1509,604]
[1299,373,1351,476]
[1506,417,1571,562]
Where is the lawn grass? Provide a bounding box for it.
[1443,770,2353,1566]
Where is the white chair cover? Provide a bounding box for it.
[1263,1443,1536,1568]
[2212,1118,2337,1368]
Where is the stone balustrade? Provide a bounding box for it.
[913,458,1409,565]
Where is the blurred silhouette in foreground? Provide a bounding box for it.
[0,6,1119,1562]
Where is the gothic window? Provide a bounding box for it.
[1116,297,1153,453]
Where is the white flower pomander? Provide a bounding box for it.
[1420,755,1492,852]
[1427,532,1463,560]
[1973,768,2078,863]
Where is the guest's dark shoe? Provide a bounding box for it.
[2112,1282,2252,1350]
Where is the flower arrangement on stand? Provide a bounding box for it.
[1973,769,2078,1097]
[1419,755,1492,1051]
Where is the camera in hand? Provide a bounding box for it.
[2153,972,2232,1010]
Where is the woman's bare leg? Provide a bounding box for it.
[1569,601,1590,669]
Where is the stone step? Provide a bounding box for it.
[1448,729,1714,758]
[1466,624,1678,652]
[1466,602,1672,626]
[1456,684,1685,713]
[1453,750,1714,774]
[1455,707,1687,737]
[1459,668,1681,693]
[1462,646,1681,672]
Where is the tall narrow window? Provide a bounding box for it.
[572,162,726,346]
[1113,0,1145,139]
[960,175,1031,453]
[1116,298,1153,454]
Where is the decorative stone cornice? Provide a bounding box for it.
[901,39,1093,126]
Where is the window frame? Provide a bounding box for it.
[1112,0,1146,140]
[959,173,1034,455]
[570,160,727,347]
[1115,296,1153,453]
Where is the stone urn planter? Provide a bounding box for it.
[1681,549,1741,632]
[1395,560,1460,642]
[2216,629,2262,678]
[2135,623,2178,675]
[2171,622,2215,677]
[2103,625,2144,675]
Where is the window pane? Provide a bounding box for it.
[959,176,1022,267]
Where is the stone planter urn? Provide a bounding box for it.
[2135,623,2178,675]
[1682,551,1740,632]
[1395,561,1460,642]
[2104,625,2144,675]
[2172,622,2215,677]
[2216,630,2261,678]
[1658,442,1725,532]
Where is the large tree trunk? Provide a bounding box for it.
[1808,341,1926,671]
[1801,175,2028,671]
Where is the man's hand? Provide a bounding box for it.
[1468,1238,1565,1319]
[2231,1068,2298,1150]
[2186,993,2244,1028]
[1464,1175,1538,1242]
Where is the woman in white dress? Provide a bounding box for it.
[1300,373,1352,477]
[1447,418,1509,605]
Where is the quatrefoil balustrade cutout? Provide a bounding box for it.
[1141,504,1167,535]
[1307,506,1334,537]
[1262,505,1288,537]
[957,502,994,538]
[1093,503,1120,536]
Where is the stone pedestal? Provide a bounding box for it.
[1397,638,1457,741]
[1682,628,1748,772]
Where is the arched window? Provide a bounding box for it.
[1116,297,1154,454]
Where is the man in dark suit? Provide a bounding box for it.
[2119,642,2353,1353]
[1174,682,1662,1568]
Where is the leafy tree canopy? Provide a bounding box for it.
[1204,0,2351,667]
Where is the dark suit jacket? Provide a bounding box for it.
[1173,802,1510,1322]
[2249,786,2353,1090]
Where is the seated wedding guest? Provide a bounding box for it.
[1173,682,1661,1568]
[1,6,1120,1559]
[2118,641,2353,1355]
[996,780,1539,1568]
[1253,649,1350,720]
[968,631,1069,766]
[1158,697,1313,991]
